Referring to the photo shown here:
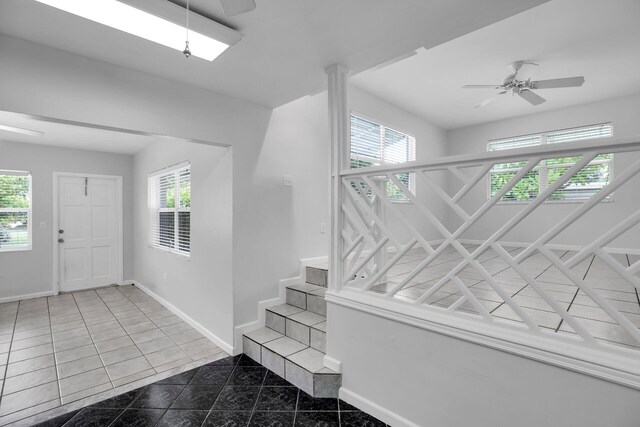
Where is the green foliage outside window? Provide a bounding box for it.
[490,153,611,202]
[0,175,29,227]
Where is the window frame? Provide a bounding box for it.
[487,123,614,204]
[0,170,33,252]
[147,162,191,257]
[349,113,417,202]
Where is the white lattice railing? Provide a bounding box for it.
[331,135,640,384]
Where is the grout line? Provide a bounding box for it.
[0,302,22,406]
[555,254,595,333]
[292,384,300,425]
[1,287,218,426]
[200,355,242,427]
[68,291,118,396]
[489,250,569,316]
[94,287,162,378]
[246,356,269,426]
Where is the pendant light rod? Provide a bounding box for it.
[183,0,191,58]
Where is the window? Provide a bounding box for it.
[148,163,191,256]
[0,170,32,251]
[350,114,416,201]
[488,123,613,202]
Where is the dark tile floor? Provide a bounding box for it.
[34,354,387,427]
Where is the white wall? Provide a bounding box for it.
[132,140,233,349]
[349,87,448,244]
[0,140,133,301]
[445,93,640,249]
[328,303,640,427]
[236,85,449,327]
[0,35,272,347]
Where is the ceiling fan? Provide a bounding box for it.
[463,61,585,107]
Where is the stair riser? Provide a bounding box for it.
[243,336,261,363]
[286,288,326,316]
[286,319,310,346]
[306,266,328,287]
[310,328,326,353]
[262,347,285,378]
[281,318,326,352]
[286,289,307,310]
[307,294,326,316]
[285,360,340,398]
[265,311,286,335]
[243,335,340,398]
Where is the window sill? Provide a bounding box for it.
[148,244,190,260]
[0,246,32,253]
[494,197,615,205]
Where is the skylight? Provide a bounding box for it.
[34,0,229,61]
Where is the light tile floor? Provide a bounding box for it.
[0,285,226,426]
[361,244,640,349]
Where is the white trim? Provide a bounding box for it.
[340,135,640,177]
[232,275,301,355]
[0,290,55,304]
[339,388,420,427]
[323,354,342,373]
[299,256,328,278]
[126,280,233,355]
[326,290,640,391]
[456,238,640,256]
[53,172,124,294]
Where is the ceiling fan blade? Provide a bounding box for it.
[474,98,496,108]
[462,85,503,89]
[519,90,546,106]
[530,76,585,89]
[220,0,256,17]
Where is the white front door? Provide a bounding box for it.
[57,175,121,292]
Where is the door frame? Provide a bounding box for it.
[52,172,124,294]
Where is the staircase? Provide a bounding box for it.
[242,263,341,397]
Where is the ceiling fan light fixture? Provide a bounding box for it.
[34,0,230,61]
[183,41,191,58]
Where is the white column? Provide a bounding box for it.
[326,64,349,294]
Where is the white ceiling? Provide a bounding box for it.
[351,0,640,130]
[0,0,548,109]
[0,111,155,155]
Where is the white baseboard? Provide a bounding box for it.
[299,256,328,280]
[339,388,420,427]
[232,275,303,355]
[125,280,234,355]
[0,290,55,304]
[323,354,342,373]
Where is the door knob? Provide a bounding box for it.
[58,238,64,243]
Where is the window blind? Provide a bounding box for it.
[148,163,190,255]
[350,115,416,201]
[488,123,613,202]
[0,170,32,251]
